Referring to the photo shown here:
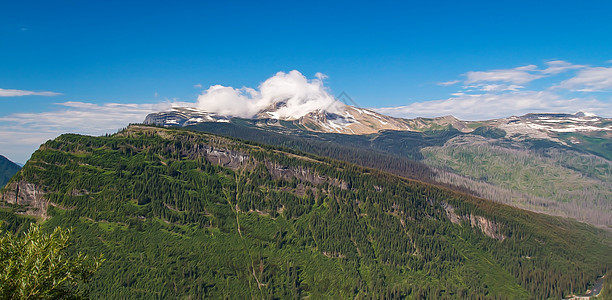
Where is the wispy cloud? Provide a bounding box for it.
[540,60,586,75]
[0,88,61,97]
[0,101,170,132]
[451,60,587,92]
[437,80,460,86]
[464,84,524,92]
[375,91,612,121]
[465,65,543,85]
[375,60,612,120]
[0,101,171,163]
[194,83,203,89]
[556,67,612,92]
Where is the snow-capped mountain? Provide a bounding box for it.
[143,107,231,127]
[295,106,411,134]
[144,104,412,134]
[483,112,612,143]
[496,112,611,133]
[144,105,611,139]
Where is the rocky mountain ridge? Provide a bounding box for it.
[144,106,611,143]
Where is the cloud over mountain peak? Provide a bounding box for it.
[195,70,342,119]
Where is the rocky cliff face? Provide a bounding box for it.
[265,161,349,190]
[204,147,249,170]
[1,180,49,218]
[469,214,506,241]
[442,202,505,240]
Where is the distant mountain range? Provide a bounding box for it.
[0,155,21,188]
[145,106,612,228]
[145,104,612,138]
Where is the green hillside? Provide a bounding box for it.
[421,135,612,227]
[187,120,612,227]
[0,155,21,188]
[1,125,610,299]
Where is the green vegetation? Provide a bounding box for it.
[189,119,462,161]
[0,223,103,299]
[187,120,478,197]
[0,207,35,234]
[0,125,610,298]
[188,121,612,227]
[471,126,506,139]
[600,271,612,299]
[422,135,612,226]
[0,155,21,188]
[558,132,612,161]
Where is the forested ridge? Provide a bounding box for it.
[187,121,476,196]
[0,125,610,299]
[187,120,612,227]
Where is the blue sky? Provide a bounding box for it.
[2,0,612,163]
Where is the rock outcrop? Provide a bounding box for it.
[1,180,49,218]
[442,202,505,240]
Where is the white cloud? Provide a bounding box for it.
[437,80,460,86]
[0,101,171,132]
[540,60,586,75]
[465,65,544,85]
[0,101,171,163]
[465,84,524,92]
[314,72,328,80]
[556,67,612,91]
[196,85,260,118]
[375,91,612,121]
[394,61,611,120]
[0,88,61,97]
[196,70,342,119]
[194,83,203,89]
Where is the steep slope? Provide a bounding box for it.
[0,155,21,188]
[1,125,610,299]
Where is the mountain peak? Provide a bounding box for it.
[144,104,411,135]
[519,111,601,120]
